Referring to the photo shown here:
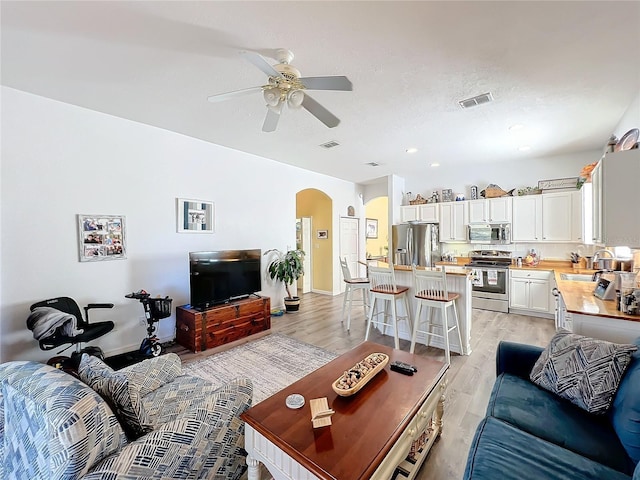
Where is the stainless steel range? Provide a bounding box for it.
[466,250,512,313]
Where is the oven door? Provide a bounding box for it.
[470,267,508,298]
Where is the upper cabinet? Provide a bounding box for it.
[439,202,468,242]
[595,150,640,247]
[512,195,542,241]
[468,197,513,223]
[513,191,582,243]
[399,204,439,223]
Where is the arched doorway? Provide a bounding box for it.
[296,189,333,295]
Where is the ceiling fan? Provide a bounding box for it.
[207,49,352,132]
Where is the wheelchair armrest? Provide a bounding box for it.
[84,303,114,324]
[86,303,114,309]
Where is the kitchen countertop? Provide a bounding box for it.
[442,259,639,321]
[553,269,640,321]
[557,278,639,321]
[381,262,470,277]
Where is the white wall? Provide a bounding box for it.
[613,89,640,139]
[0,87,360,362]
[403,150,601,201]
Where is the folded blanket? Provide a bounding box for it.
[28,306,84,340]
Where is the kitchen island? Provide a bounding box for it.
[373,264,472,355]
[555,272,640,344]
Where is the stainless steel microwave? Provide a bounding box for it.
[468,223,511,244]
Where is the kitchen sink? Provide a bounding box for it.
[560,273,594,282]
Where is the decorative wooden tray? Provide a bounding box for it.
[332,353,389,397]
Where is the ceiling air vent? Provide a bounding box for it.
[319,140,340,149]
[458,92,494,109]
[365,162,380,167]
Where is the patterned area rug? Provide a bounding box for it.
[182,333,338,403]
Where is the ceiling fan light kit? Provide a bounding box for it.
[208,49,352,132]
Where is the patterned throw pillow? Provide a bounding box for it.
[78,353,182,438]
[530,329,637,415]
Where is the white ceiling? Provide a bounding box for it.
[2,1,639,184]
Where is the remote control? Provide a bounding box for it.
[390,363,414,376]
[391,360,418,372]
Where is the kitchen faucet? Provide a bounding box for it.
[592,249,615,264]
[591,249,616,281]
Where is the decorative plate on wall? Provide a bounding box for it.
[614,128,639,152]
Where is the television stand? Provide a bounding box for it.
[175,296,271,353]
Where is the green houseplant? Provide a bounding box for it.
[264,248,305,312]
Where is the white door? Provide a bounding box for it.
[301,217,312,293]
[340,217,360,286]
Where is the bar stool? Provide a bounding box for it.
[411,267,462,364]
[365,264,412,349]
[339,257,370,331]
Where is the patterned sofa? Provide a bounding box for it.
[464,334,640,480]
[0,353,253,479]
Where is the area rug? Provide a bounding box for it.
[182,333,338,403]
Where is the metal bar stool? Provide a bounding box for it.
[365,264,412,349]
[411,267,462,364]
[339,257,370,331]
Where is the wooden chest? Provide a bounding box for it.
[175,296,271,353]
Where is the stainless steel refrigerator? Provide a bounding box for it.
[392,223,441,267]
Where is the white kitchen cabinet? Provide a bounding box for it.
[418,204,439,222]
[400,204,439,223]
[509,269,553,317]
[468,198,512,223]
[512,196,543,241]
[439,202,468,242]
[512,191,581,243]
[541,192,573,242]
[400,205,419,223]
[597,150,640,247]
[572,190,585,243]
[591,161,602,244]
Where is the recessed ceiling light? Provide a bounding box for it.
[406,148,418,154]
[430,162,440,167]
[518,145,531,152]
[509,124,525,131]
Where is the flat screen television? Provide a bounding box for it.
[189,249,261,310]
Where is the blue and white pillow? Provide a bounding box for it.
[530,329,637,415]
[79,353,182,438]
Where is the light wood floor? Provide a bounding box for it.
[175,292,556,480]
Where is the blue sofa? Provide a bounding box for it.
[464,339,640,480]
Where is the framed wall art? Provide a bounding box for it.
[317,230,329,239]
[177,198,215,233]
[366,218,378,239]
[77,214,126,262]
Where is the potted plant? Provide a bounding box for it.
[264,248,305,312]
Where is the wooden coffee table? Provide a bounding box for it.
[241,341,448,480]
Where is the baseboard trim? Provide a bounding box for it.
[311,289,333,296]
[508,308,554,320]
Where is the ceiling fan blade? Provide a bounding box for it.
[241,50,283,78]
[262,104,283,132]
[207,86,262,103]
[299,76,353,91]
[301,94,340,128]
